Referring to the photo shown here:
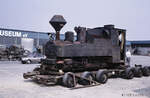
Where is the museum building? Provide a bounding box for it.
[0,28,50,52]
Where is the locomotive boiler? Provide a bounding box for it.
[23,15,150,88]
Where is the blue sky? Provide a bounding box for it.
[0,0,150,40]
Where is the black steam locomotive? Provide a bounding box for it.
[23,15,150,88]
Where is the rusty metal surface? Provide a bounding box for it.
[49,15,67,40]
[47,25,125,64]
[23,15,127,88]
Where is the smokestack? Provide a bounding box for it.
[49,15,67,40]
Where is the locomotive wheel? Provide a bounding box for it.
[79,72,94,85]
[124,67,134,79]
[63,72,76,88]
[96,70,108,84]
[142,66,150,76]
[133,67,143,77]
